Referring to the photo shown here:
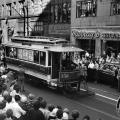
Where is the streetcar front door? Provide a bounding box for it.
[52,52,60,79]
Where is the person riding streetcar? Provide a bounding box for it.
[18,65,25,92]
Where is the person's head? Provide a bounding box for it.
[82,115,90,120]
[13,84,20,93]
[15,95,21,102]
[20,95,27,103]
[57,105,62,110]
[6,109,13,118]
[0,86,3,94]
[0,100,6,109]
[63,108,69,114]
[33,100,41,110]
[40,100,47,109]
[48,104,55,112]
[2,91,9,100]
[36,96,43,102]
[2,84,7,91]
[6,95,12,103]
[0,114,6,120]
[56,109,63,119]
[71,110,79,120]
[28,93,35,101]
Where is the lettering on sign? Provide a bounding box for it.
[72,30,120,40]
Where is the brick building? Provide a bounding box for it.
[71,0,120,57]
[0,0,71,43]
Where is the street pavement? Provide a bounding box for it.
[23,81,120,120]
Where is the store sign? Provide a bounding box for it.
[72,30,120,40]
[72,30,96,39]
[49,24,70,35]
[102,33,120,39]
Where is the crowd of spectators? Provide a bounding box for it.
[75,51,120,79]
[0,62,104,120]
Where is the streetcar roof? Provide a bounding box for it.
[11,36,68,44]
[48,46,84,52]
[3,42,84,53]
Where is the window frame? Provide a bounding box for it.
[110,2,120,16]
[76,0,97,18]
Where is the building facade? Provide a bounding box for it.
[71,0,120,57]
[0,0,71,43]
[48,0,71,40]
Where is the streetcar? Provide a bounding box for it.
[2,36,84,90]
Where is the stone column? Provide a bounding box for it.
[70,29,77,46]
[101,40,106,55]
[95,38,101,57]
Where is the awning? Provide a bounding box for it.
[48,46,84,52]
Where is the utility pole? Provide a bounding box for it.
[23,6,26,36]
[26,2,29,36]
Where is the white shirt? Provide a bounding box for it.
[88,63,95,69]
[0,94,4,102]
[5,101,26,118]
[62,112,69,120]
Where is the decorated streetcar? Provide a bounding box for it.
[2,36,84,90]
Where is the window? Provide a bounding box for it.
[40,51,46,65]
[50,1,71,23]
[6,47,17,58]
[19,1,24,15]
[6,3,12,16]
[1,5,4,17]
[48,52,51,66]
[34,50,39,64]
[5,46,10,57]
[76,0,97,18]
[111,2,120,15]
[34,21,43,32]
[13,2,17,16]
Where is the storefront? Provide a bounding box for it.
[71,29,120,57]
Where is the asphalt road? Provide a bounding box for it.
[23,81,120,120]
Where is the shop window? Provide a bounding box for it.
[40,51,46,65]
[6,3,12,16]
[111,2,120,15]
[34,50,39,64]
[76,0,97,18]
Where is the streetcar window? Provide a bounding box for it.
[8,47,17,58]
[40,51,46,65]
[48,52,51,66]
[5,46,11,57]
[34,50,39,64]
[13,48,17,58]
